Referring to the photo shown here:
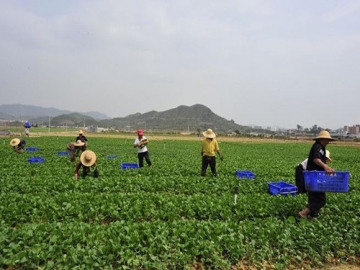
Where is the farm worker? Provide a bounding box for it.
[24,121,31,137]
[67,140,85,162]
[298,130,335,219]
[295,150,332,194]
[75,130,88,151]
[134,129,153,168]
[10,138,26,153]
[74,150,99,180]
[200,129,223,177]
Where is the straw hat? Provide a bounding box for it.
[313,130,335,141]
[10,138,20,146]
[80,150,97,166]
[74,140,85,146]
[325,150,332,162]
[202,129,216,139]
[79,130,84,135]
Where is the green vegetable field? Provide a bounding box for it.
[1,136,359,269]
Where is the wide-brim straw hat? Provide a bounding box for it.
[80,150,96,167]
[202,129,216,139]
[79,130,84,134]
[326,150,332,162]
[74,140,85,146]
[313,130,335,141]
[10,138,20,146]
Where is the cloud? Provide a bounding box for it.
[324,1,360,22]
[0,1,359,129]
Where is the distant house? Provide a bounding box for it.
[330,128,347,138]
[344,125,360,134]
[87,126,98,132]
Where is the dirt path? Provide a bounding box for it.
[16,131,360,147]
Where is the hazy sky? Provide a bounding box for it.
[1,1,359,129]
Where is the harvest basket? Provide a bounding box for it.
[106,155,119,159]
[28,157,45,163]
[303,171,349,193]
[121,163,139,169]
[268,181,297,196]
[236,170,255,179]
[26,147,40,152]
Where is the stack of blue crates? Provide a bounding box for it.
[28,157,45,163]
[26,147,40,152]
[121,163,139,170]
[236,170,255,179]
[106,155,119,159]
[268,182,297,196]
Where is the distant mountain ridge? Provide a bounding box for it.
[0,103,245,132]
[0,104,110,120]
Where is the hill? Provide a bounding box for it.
[51,113,98,127]
[99,104,245,132]
[0,104,110,121]
[0,111,15,121]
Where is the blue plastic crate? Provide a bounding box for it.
[303,171,349,193]
[121,163,139,170]
[106,155,119,159]
[28,157,45,163]
[57,151,69,156]
[26,147,40,152]
[268,182,297,196]
[236,170,255,179]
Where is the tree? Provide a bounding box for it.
[296,124,303,132]
[311,125,318,133]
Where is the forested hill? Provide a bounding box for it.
[99,104,244,132]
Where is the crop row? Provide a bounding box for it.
[0,191,304,224]
[1,217,359,269]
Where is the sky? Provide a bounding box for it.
[0,0,359,130]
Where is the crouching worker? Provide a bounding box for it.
[74,150,99,180]
[67,140,85,162]
[10,138,26,153]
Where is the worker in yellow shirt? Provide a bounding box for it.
[200,129,223,177]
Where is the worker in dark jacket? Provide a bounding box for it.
[75,130,88,151]
[298,131,335,219]
[295,150,332,194]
